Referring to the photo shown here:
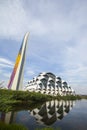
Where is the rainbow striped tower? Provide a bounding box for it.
[8,32,29,90]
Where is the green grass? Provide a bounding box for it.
[0,122,27,130]
[0,122,61,130]
[0,89,52,112]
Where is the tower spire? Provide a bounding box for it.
[8,32,29,90]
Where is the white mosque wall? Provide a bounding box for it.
[25,72,75,96]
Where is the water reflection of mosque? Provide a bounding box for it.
[0,100,75,126]
[30,100,75,125]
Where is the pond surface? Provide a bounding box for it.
[0,99,87,130]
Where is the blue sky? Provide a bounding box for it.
[0,0,87,94]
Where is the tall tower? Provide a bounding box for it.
[7,32,29,90]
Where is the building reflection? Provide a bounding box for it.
[0,100,75,126]
[30,100,75,125]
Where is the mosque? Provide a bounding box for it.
[25,72,75,96]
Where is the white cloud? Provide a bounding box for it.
[0,63,13,68]
[0,57,13,66]
[0,57,13,82]
[0,0,47,40]
[26,69,35,76]
[0,0,87,41]
[0,57,13,69]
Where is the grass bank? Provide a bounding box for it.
[0,89,81,112]
[0,121,27,130]
[79,95,87,99]
[0,122,61,130]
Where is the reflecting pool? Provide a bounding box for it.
[0,99,87,130]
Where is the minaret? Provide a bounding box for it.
[7,32,29,90]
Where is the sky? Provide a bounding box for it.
[0,0,87,94]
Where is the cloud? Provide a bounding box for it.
[26,69,35,76]
[0,0,87,41]
[0,0,47,40]
[0,57,13,68]
[0,57,13,83]
[0,57,13,65]
[0,63,13,68]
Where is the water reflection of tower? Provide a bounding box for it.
[0,112,17,124]
[30,100,75,125]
